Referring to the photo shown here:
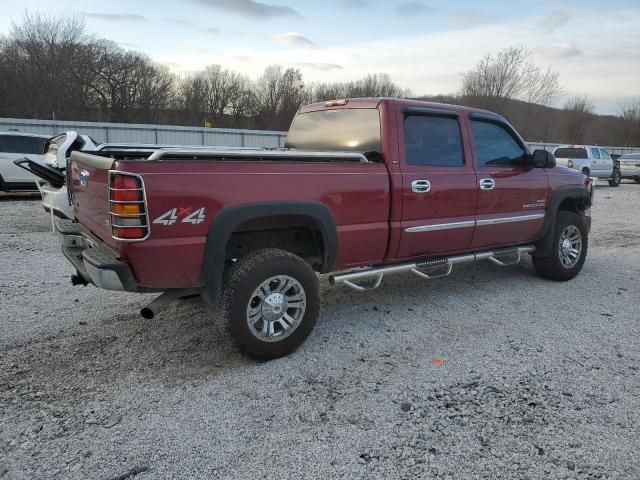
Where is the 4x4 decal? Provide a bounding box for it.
[153,207,206,225]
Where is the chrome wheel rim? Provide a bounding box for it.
[558,225,582,269]
[246,275,306,342]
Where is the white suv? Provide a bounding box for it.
[0,132,48,192]
[553,145,621,187]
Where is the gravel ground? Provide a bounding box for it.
[1,183,639,480]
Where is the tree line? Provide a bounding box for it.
[1,13,638,146]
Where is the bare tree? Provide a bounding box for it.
[563,95,594,144]
[521,66,562,138]
[617,98,640,146]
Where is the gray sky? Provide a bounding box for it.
[2,0,639,114]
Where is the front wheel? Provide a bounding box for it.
[532,211,588,281]
[220,248,320,360]
[608,168,621,187]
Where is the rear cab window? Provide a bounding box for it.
[286,108,381,155]
[554,148,588,159]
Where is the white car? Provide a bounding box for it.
[553,145,621,187]
[618,152,640,183]
[0,132,48,192]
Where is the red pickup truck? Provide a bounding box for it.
[57,98,593,359]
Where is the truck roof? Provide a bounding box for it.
[299,97,503,118]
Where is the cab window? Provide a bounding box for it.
[471,120,525,166]
[403,115,464,167]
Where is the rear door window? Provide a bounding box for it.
[0,135,45,154]
[590,148,601,159]
[403,115,464,167]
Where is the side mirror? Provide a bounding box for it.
[531,149,556,168]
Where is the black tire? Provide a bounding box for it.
[581,168,590,176]
[532,211,588,281]
[634,176,640,184]
[608,168,621,187]
[220,248,320,360]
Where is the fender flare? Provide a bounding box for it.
[534,185,590,257]
[200,201,338,307]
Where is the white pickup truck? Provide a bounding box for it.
[553,145,621,187]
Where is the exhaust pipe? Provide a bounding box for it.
[140,288,201,319]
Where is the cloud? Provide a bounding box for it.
[537,43,582,58]
[82,12,147,22]
[450,11,496,29]
[272,32,317,48]
[190,0,302,20]
[340,0,370,8]
[538,10,572,33]
[289,62,344,71]
[165,18,220,34]
[394,2,434,17]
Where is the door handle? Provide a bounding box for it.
[479,178,495,190]
[411,179,431,193]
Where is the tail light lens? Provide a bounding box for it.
[109,171,149,241]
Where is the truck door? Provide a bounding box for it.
[468,114,548,249]
[589,147,602,177]
[395,109,477,258]
[599,148,614,178]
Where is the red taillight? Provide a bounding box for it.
[112,175,139,189]
[113,227,145,239]
[635,163,640,167]
[109,172,148,241]
[325,98,349,107]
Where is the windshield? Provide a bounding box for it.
[554,147,588,159]
[286,108,381,153]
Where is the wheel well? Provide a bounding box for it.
[557,196,585,214]
[225,215,325,271]
[581,167,590,175]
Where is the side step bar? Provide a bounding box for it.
[329,245,535,292]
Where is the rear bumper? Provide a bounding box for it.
[55,218,138,291]
[620,167,640,178]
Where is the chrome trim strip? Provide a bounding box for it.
[405,220,475,233]
[405,214,544,233]
[476,213,544,226]
[147,148,369,163]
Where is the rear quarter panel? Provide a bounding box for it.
[116,160,390,288]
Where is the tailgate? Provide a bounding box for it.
[69,152,116,248]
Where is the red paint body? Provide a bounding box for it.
[70,98,589,290]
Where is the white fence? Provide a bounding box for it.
[0,118,287,148]
[529,142,640,157]
[2,117,639,156]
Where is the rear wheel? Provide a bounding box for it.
[608,168,621,187]
[581,168,590,176]
[220,248,320,360]
[532,211,588,281]
[634,176,640,184]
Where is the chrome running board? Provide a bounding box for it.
[329,245,535,292]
